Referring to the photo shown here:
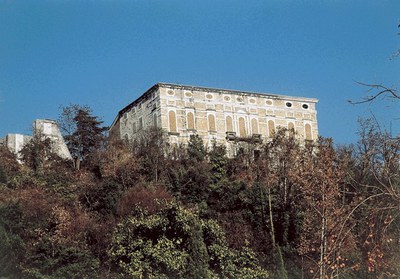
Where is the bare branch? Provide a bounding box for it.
[348,82,399,105]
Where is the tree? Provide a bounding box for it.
[99,138,142,189]
[349,24,399,106]
[256,129,304,279]
[133,127,168,183]
[0,146,19,185]
[298,138,360,279]
[348,82,399,105]
[20,133,57,173]
[208,141,228,183]
[58,105,108,170]
[0,186,101,278]
[109,201,269,278]
[345,23,400,275]
[187,134,207,162]
[347,119,400,277]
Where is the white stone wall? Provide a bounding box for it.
[117,89,161,141]
[113,83,318,154]
[33,119,72,160]
[6,134,32,159]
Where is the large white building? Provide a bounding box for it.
[110,83,318,154]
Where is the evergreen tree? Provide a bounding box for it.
[208,141,228,183]
[188,134,207,162]
[59,105,108,170]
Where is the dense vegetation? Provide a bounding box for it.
[0,112,399,278]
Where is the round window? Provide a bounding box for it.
[302,104,309,109]
[167,90,175,96]
[285,102,292,108]
[224,96,231,102]
[266,100,273,105]
[185,92,193,98]
[206,94,213,100]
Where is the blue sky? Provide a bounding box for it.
[0,0,399,144]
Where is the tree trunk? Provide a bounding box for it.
[268,187,288,279]
[320,184,327,279]
[74,157,81,170]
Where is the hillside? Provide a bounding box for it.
[0,124,399,278]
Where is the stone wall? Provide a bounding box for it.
[1,119,72,161]
[111,83,319,155]
[5,134,32,159]
[33,119,72,160]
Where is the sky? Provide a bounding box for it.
[0,0,399,145]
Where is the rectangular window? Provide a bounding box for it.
[169,111,177,133]
[208,114,216,132]
[187,112,195,130]
[138,117,143,130]
[153,114,157,127]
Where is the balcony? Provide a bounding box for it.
[226,131,237,141]
[226,132,263,143]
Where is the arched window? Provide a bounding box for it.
[208,114,216,131]
[251,118,259,134]
[239,117,246,137]
[305,124,312,140]
[169,111,177,133]
[288,122,295,137]
[187,112,195,130]
[268,120,275,137]
[226,116,233,132]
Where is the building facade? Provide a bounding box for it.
[1,119,72,161]
[3,134,32,157]
[110,83,318,154]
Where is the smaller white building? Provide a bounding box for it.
[5,134,32,158]
[1,119,72,161]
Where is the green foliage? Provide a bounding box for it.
[188,134,207,162]
[109,203,193,278]
[0,165,7,184]
[1,118,398,278]
[209,141,228,182]
[20,136,54,173]
[167,157,213,204]
[59,104,107,170]
[0,146,19,180]
[81,179,123,216]
[22,237,99,279]
[0,203,25,278]
[0,190,100,278]
[133,127,167,182]
[109,202,268,278]
[0,224,25,278]
[207,179,248,213]
[186,216,209,279]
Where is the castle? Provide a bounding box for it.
[110,83,318,155]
